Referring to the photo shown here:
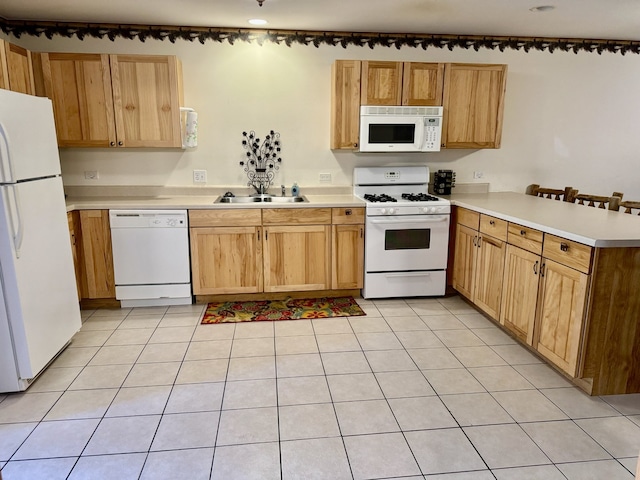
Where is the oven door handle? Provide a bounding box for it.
[384,272,435,278]
[369,216,448,224]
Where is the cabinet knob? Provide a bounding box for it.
[353,143,358,148]
[560,242,569,252]
[489,220,495,226]
[110,141,116,147]
[345,209,352,216]
[520,230,526,236]
[118,141,124,146]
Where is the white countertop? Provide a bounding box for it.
[65,194,365,211]
[449,192,640,248]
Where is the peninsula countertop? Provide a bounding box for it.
[448,192,640,248]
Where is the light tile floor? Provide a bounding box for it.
[1,296,639,479]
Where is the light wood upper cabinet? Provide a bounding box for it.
[77,210,116,299]
[401,62,444,106]
[331,60,362,150]
[37,53,115,147]
[442,63,507,149]
[109,55,183,148]
[0,40,35,95]
[361,61,403,106]
[330,60,445,150]
[35,53,183,148]
[534,258,589,376]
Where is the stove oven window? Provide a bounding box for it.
[385,228,431,250]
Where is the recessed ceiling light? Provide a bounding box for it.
[248,18,268,25]
[529,5,555,12]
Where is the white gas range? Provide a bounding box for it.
[354,166,451,299]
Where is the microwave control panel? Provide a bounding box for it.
[423,117,442,151]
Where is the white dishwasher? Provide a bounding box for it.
[109,210,192,307]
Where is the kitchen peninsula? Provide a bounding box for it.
[448,192,640,396]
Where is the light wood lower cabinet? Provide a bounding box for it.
[452,209,506,320]
[67,211,82,300]
[500,244,540,345]
[263,225,331,292]
[534,259,589,376]
[189,207,358,296]
[77,210,116,299]
[332,224,364,289]
[190,226,263,295]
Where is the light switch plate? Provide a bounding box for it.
[319,173,331,183]
[84,171,99,180]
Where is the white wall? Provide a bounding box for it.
[11,33,640,198]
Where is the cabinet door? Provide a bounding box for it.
[332,224,364,289]
[263,225,331,292]
[0,41,35,95]
[190,226,263,295]
[330,60,361,150]
[38,53,116,147]
[110,55,183,148]
[78,210,116,299]
[535,259,588,376]
[402,62,444,106]
[452,224,478,300]
[442,63,507,149]
[360,61,403,105]
[67,212,82,300]
[500,245,540,345]
[473,234,506,320]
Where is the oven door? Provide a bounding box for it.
[365,214,449,272]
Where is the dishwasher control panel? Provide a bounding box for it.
[109,210,188,228]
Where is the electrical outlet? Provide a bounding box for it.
[319,173,332,183]
[193,169,207,183]
[84,171,99,180]
[473,171,484,179]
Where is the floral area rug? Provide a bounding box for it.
[201,296,365,324]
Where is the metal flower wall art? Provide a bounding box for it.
[240,130,283,195]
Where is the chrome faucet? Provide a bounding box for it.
[281,185,286,196]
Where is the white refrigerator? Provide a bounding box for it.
[0,89,81,392]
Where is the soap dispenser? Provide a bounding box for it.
[291,182,299,197]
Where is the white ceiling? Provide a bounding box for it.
[1,0,639,42]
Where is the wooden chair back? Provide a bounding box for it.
[573,192,624,209]
[610,199,640,215]
[525,184,576,202]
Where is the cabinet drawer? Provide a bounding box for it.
[457,207,480,229]
[332,207,365,225]
[543,234,593,274]
[189,209,262,227]
[263,208,331,225]
[507,223,543,255]
[479,214,508,242]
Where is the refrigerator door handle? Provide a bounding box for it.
[0,122,16,184]
[7,185,24,258]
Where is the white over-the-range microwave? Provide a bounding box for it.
[359,105,443,152]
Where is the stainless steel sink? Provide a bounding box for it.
[215,195,308,204]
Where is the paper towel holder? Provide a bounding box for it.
[180,107,198,149]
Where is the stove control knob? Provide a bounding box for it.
[380,208,388,215]
[429,207,436,214]
[388,207,397,215]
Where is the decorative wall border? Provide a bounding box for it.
[1,18,638,55]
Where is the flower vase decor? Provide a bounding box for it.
[240,130,283,195]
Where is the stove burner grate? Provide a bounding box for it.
[364,193,397,203]
[401,193,441,202]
